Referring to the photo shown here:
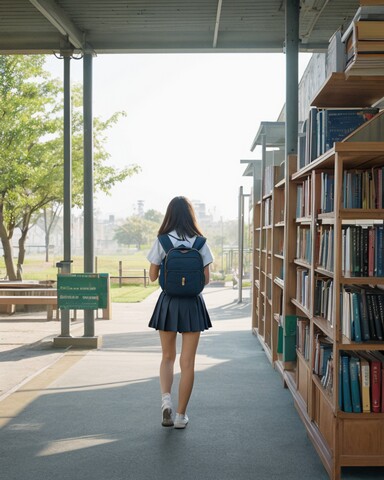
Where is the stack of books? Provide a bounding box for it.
[344,21,384,76]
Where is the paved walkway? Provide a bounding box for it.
[0,287,382,479]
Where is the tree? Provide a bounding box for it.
[0,55,140,280]
[144,209,163,224]
[114,216,158,249]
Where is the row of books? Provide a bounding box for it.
[314,278,334,327]
[342,224,384,277]
[264,165,277,196]
[296,317,310,361]
[344,19,384,76]
[313,333,333,394]
[320,172,334,214]
[296,268,310,312]
[341,286,384,342]
[344,168,384,209]
[296,178,312,219]
[264,197,272,226]
[339,351,384,413]
[298,108,378,169]
[296,226,312,263]
[321,169,384,213]
[317,225,334,272]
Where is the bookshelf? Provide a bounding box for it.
[250,122,286,366]
[289,141,384,480]
[248,8,384,480]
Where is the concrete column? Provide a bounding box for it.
[60,54,72,337]
[83,53,95,337]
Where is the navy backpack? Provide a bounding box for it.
[158,234,206,297]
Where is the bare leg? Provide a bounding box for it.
[177,331,201,415]
[159,330,177,394]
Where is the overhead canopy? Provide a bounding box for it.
[250,121,286,151]
[1,0,360,54]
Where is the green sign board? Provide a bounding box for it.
[57,273,108,310]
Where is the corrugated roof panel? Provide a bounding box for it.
[0,0,364,53]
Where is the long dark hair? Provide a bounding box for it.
[158,196,204,238]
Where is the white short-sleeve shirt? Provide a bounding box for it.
[147,230,214,267]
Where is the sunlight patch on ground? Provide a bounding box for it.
[37,434,118,457]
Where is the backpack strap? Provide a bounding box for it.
[192,236,206,251]
[158,234,174,253]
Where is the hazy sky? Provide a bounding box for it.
[45,52,311,221]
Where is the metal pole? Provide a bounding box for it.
[83,52,95,337]
[60,54,72,337]
[284,0,299,294]
[285,0,299,161]
[238,186,244,303]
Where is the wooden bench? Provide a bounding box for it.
[0,295,58,321]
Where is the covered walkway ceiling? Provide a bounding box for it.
[2,0,360,55]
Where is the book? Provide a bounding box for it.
[351,290,362,342]
[362,352,381,413]
[358,287,371,341]
[349,356,362,413]
[341,355,353,413]
[359,355,371,413]
[366,291,383,340]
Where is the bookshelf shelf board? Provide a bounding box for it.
[340,209,384,220]
[317,213,335,222]
[275,178,285,189]
[341,276,384,285]
[294,258,312,269]
[262,225,272,230]
[292,142,384,181]
[274,253,284,260]
[274,221,285,227]
[255,227,261,231]
[338,411,384,420]
[310,72,384,108]
[274,276,284,289]
[267,273,273,280]
[255,279,260,288]
[296,216,312,225]
[291,298,311,317]
[267,296,272,306]
[273,313,280,322]
[313,316,334,339]
[263,192,273,200]
[339,337,384,350]
[315,267,334,278]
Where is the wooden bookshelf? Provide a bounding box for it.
[287,142,384,480]
[310,72,384,108]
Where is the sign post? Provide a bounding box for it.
[57,273,109,310]
[53,273,109,349]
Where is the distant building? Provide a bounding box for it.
[191,199,213,226]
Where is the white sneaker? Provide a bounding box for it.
[161,395,174,427]
[174,413,189,429]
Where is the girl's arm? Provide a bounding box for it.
[149,263,160,282]
[204,265,210,285]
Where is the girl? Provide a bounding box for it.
[147,196,213,429]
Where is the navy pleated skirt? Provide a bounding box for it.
[148,291,212,333]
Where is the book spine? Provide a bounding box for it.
[350,357,362,413]
[370,359,381,413]
[342,355,353,413]
[359,289,371,341]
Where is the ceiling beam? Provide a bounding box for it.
[213,0,223,48]
[28,0,85,50]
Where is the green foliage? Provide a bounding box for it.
[0,55,141,279]
[114,216,158,248]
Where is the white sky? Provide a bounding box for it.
[45,52,311,221]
